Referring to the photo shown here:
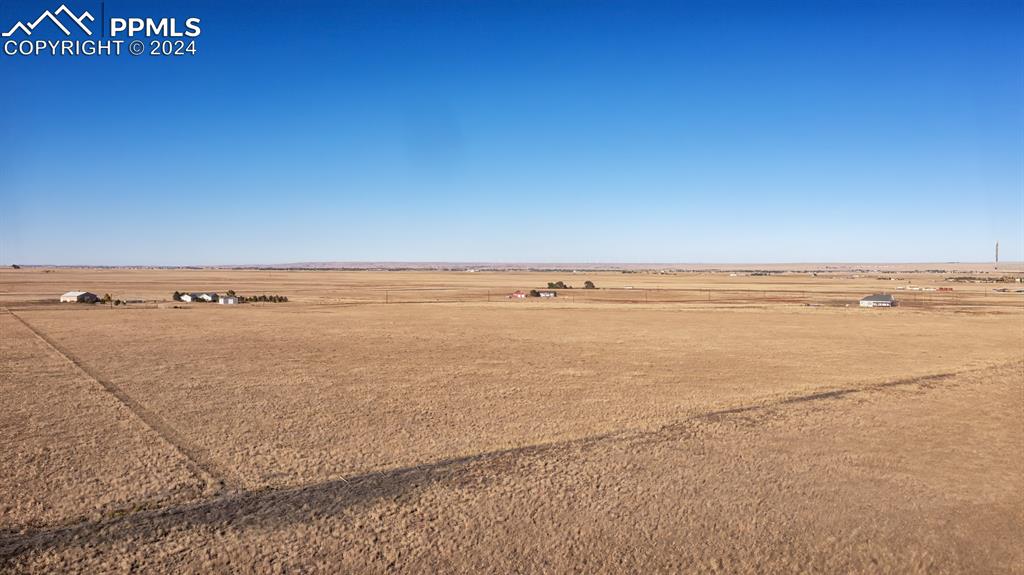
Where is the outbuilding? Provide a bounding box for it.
[181,292,217,303]
[860,294,896,308]
[218,295,238,305]
[60,291,99,303]
[508,290,527,299]
[537,290,557,298]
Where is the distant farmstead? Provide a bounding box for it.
[181,292,217,303]
[60,291,98,303]
[860,294,896,308]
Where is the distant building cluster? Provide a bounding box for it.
[508,289,560,299]
[173,291,287,304]
[57,290,284,305]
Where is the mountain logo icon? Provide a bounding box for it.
[2,4,94,37]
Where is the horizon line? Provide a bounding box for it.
[4,260,1021,270]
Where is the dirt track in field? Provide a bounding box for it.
[5,311,237,493]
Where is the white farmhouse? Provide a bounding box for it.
[859,294,896,308]
[181,292,217,303]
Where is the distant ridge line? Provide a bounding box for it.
[5,262,1022,273]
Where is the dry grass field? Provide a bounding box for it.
[1,267,1022,573]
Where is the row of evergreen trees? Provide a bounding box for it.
[546,280,597,289]
[237,294,289,303]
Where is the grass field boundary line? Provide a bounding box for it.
[2,309,240,494]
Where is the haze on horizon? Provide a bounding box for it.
[1,0,1021,267]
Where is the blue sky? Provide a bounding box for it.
[1,0,1021,265]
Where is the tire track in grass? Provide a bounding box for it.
[3,309,240,494]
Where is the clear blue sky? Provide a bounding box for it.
[1,0,1021,265]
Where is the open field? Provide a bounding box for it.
[2,266,1023,307]
[1,268,1022,573]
